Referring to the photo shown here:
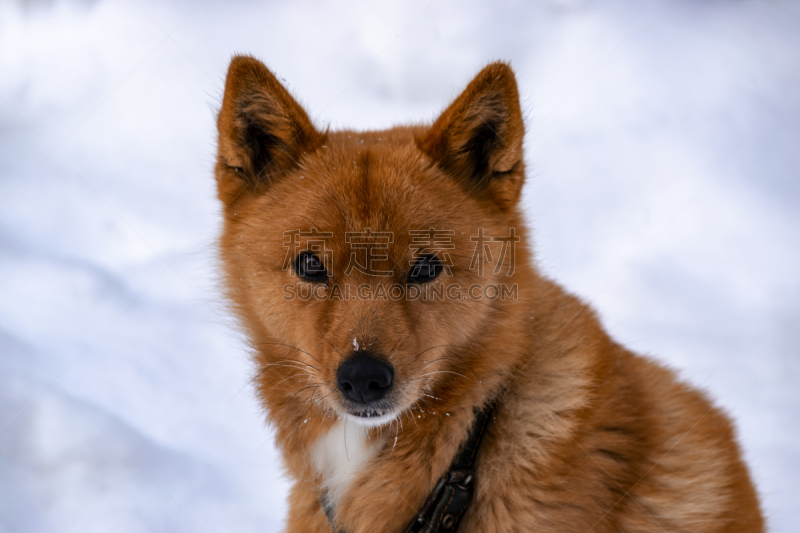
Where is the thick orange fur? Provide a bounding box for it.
[214,55,763,532]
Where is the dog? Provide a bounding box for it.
[214,56,763,532]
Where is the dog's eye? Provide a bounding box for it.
[295,252,328,283]
[407,255,442,284]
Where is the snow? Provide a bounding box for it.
[1,0,798,531]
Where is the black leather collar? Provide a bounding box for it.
[324,403,493,533]
[403,403,493,533]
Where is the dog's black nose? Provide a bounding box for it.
[337,354,393,404]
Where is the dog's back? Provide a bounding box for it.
[469,277,762,532]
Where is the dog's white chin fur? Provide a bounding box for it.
[342,410,400,427]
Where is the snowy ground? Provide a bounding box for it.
[0,0,798,531]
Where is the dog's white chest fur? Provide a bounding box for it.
[311,419,382,513]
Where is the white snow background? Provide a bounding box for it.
[1,0,798,531]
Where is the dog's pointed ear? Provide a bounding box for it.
[416,62,525,210]
[216,55,325,205]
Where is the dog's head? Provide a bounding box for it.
[216,56,530,427]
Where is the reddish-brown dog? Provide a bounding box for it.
[214,55,763,532]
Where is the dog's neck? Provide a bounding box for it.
[310,419,384,516]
